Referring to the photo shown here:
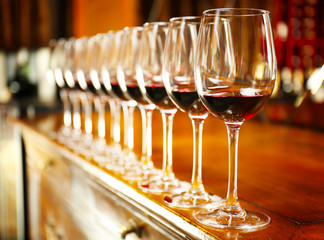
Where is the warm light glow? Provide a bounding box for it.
[77,70,87,90]
[254,62,265,80]
[307,65,324,95]
[65,70,75,88]
[54,69,65,88]
[90,70,100,90]
[46,69,55,86]
[307,65,324,103]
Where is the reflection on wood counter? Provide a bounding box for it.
[16,111,324,239]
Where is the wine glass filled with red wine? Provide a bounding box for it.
[194,8,276,230]
[137,22,189,194]
[117,26,160,181]
[114,29,140,167]
[163,16,222,209]
[98,30,132,172]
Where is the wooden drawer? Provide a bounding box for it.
[39,178,87,240]
[23,131,212,239]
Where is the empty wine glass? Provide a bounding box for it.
[194,8,276,230]
[137,22,189,194]
[163,16,222,208]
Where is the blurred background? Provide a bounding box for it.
[0,0,323,239]
[0,0,323,127]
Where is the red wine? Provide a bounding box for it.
[86,79,97,94]
[57,75,68,90]
[145,85,175,109]
[100,83,110,96]
[202,89,270,122]
[126,85,148,105]
[170,87,207,115]
[111,82,127,101]
[123,74,150,105]
[100,76,122,99]
[71,79,82,91]
[62,71,81,91]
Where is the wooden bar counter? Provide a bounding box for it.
[16,110,324,239]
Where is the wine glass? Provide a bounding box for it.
[117,26,159,181]
[163,16,222,208]
[98,30,127,171]
[72,37,96,155]
[99,31,122,152]
[194,8,276,230]
[137,22,189,194]
[63,37,84,148]
[114,29,139,167]
[47,39,73,141]
[86,34,111,156]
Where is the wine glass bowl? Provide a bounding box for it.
[163,16,209,117]
[138,22,176,112]
[194,8,276,230]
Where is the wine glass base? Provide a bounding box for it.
[123,167,162,182]
[194,209,270,231]
[98,154,127,174]
[52,126,72,143]
[164,192,224,209]
[93,147,117,167]
[72,142,92,156]
[104,163,125,174]
[49,131,58,140]
[139,178,190,195]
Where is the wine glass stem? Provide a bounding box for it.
[81,93,93,137]
[122,102,135,152]
[59,89,71,128]
[94,97,105,140]
[190,116,206,193]
[146,108,153,161]
[71,91,81,132]
[224,123,243,212]
[140,106,154,167]
[109,99,121,144]
[161,110,176,179]
[127,105,135,151]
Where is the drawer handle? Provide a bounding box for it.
[120,220,141,239]
[38,158,55,171]
[45,218,65,240]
